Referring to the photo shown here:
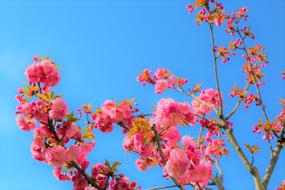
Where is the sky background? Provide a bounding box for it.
[0,0,285,190]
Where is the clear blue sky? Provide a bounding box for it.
[0,0,284,190]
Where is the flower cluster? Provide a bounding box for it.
[254,99,285,140]
[192,88,221,115]
[16,57,140,190]
[225,7,249,36]
[25,56,60,90]
[91,99,135,133]
[137,68,188,94]
[164,136,212,188]
[186,0,226,27]
[253,120,281,140]
[230,85,260,108]
[152,98,197,128]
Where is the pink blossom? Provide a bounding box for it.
[17,100,48,123]
[161,127,181,147]
[91,163,109,188]
[49,98,68,121]
[186,4,194,14]
[155,79,168,94]
[31,134,46,162]
[122,136,133,153]
[192,89,221,115]
[187,160,212,188]
[154,68,168,80]
[72,172,88,190]
[65,122,80,138]
[67,145,79,161]
[53,167,72,181]
[45,146,67,167]
[164,148,190,182]
[91,100,133,133]
[16,116,36,131]
[110,174,140,190]
[135,158,147,171]
[79,141,95,155]
[152,98,197,128]
[91,111,114,133]
[25,58,60,87]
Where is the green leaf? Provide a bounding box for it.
[110,161,121,172]
[66,112,80,123]
[36,94,49,102]
[82,127,95,140]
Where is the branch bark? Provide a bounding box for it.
[225,128,264,190]
[262,124,285,188]
[151,125,185,190]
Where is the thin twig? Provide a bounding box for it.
[146,184,194,190]
[175,86,220,116]
[262,123,285,188]
[208,23,224,119]
[151,125,185,190]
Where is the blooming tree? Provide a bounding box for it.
[16,0,284,190]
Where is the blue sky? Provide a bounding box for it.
[0,0,284,190]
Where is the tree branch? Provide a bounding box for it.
[151,125,185,190]
[225,127,264,190]
[175,86,220,116]
[262,124,285,188]
[209,23,224,118]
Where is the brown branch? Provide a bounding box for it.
[208,23,224,119]
[262,124,285,188]
[226,82,251,120]
[47,117,102,190]
[235,25,270,123]
[197,126,204,149]
[210,159,225,190]
[175,86,220,116]
[225,128,264,190]
[146,184,194,190]
[211,177,224,190]
[151,125,185,190]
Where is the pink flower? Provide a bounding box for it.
[31,134,46,162]
[80,141,95,155]
[192,89,221,114]
[53,167,72,181]
[110,174,140,190]
[135,158,147,171]
[49,98,68,121]
[72,172,88,190]
[91,100,133,133]
[155,79,169,94]
[164,148,190,182]
[25,58,60,87]
[65,122,80,138]
[45,146,67,167]
[66,145,79,161]
[25,63,43,84]
[186,4,194,14]
[152,98,197,128]
[122,136,133,153]
[16,116,36,131]
[41,60,60,87]
[17,100,48,123]
[154,68,168,80]
[91,163,109,188]
[161,127,181,147]
[187,161,212,188]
